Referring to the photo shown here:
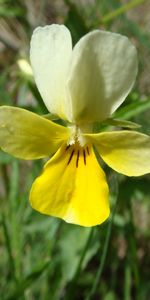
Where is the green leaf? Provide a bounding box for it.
[104,118,141,129]
[58,225,99,281]
[113,99,150,120]
[5,260,50,300]
[27,81,48,114]
[43,113,59,121]
[0,151,12,164]
[102,0,146,23]
[64,0,89,43]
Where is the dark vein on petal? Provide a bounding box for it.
[65,144,71,151]
[76,150,80,168]
[83,149,86,165]
[67,150,74,165]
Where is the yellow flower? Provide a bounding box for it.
[0,25,150,227]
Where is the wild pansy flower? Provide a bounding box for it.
[0,24,150,227]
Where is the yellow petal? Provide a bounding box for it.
[84,131,150,176]
[0,106,69,159]
[30,144,110,227]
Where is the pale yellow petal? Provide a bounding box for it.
[30,24,72,120]
[67,30,137,123]
[30,144,109,227]
[0,106,69,159]
[84,131,150,176]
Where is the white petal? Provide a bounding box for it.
[30,24,72,119]
[67,30,138,123]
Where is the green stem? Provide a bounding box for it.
[127,200,140,298]
[124,263,132,300]
[86,191,118,300]
[66,227,94,299]
[1,214,17,282]
[74,228,94,280]
[102,0,146,23]
[1,164,10,197]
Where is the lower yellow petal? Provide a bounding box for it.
[84,131,150,176]
[30,144,110,227]
[0,106,69,159]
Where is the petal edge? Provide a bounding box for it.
[84,131,150,176]
[0,106,69,159]
[30,144,110,226]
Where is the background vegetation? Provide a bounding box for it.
[0,0,150,299]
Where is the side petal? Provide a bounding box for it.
[85,131,150,176]
[67,30,137,123]
[30,144,109,227]
[30,24,72,120]
[0,106,69,159]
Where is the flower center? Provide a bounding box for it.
[67,124,92,147]
[65,143,90,168]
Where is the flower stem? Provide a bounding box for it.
[126,199,140,299]
[65,227,94,299]
[102,0,146,23]
[86,187,118,300]
[1,214,18,282]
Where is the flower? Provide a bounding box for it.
[0,24,150,227]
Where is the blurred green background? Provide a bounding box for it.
[0,0,150,299]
